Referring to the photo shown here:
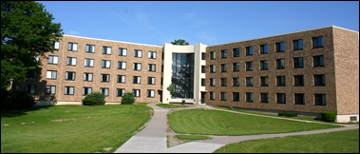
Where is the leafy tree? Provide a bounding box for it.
[167,83,175,98]
[171,39,189,45]
[1,1,63,91]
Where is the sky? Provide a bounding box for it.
[39,1,359,46]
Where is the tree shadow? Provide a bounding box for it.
[1,105,53,118]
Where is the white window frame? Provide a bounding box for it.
[148,64,156,72]
[118,75,126,83]
[45,85,56,94]
[54,41,60,49]
[67,57,77,66]
[82,87,92,96]
[133,63,142,71]
[119,48,127,56]
[149,51,156,59]
[147,90,155,98]
[68,42,78,51]
[118,61,126,70]
[83,73,93,82]
[86,44,95,53]
[117,89,125,97]
[48,55,59,64]
[84,58,94,67]
[102,60,111,69]
[65,72,76,80]
[134,50,142,58]
[133,76,141,84]
[103,46,111,55]
[148,77,155,85]
[101,74,110,82]
[64,86,74,95]
[46,70,57,79]
[100,88,109,96]
[133,89,140,97]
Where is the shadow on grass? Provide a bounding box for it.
[1,106,53,118]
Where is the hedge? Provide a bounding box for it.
[82,92,106,106]
[278,111,297,117]
[321,111,336,122]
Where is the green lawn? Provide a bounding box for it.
[1,104,152,153]
[168,109,341,136]
[156,104,192,108]
[214,129,359,153]
[175,134,212,141]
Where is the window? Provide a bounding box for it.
[276,59,285,69]
[201,52,206,60]
[162,52,164,60]
[221,64,227,72]
[64,86,74,95]
[26,70,38,78]
[66,57,77,66]
[276,42,285,52]
[48,55,59,64]
[260,60,268,70]
[31,54,39,62]
[260,44,268,54]
[133,76,141,84]
[210,92,215,100]
[313,36,324,48]
[201,66,205,73]
[149,51,157,59]
[314,74,325,86]
[101,74,110,82]
[133,89,140,97]
[46,70,57,80]
[117,89,125,97]
[277,93,286,104]
[201,79,205,86]
[100,88,109,96]
[45,85,56,94]
[148,64,156,72]
[133,63,142,71]
[86,44,95,53]
[84,58,94,67]
[210,78,215,87]
[147,90,155,98]
[294,75,304,86]
[313,55,324,67]
[221,50,227,58]
[221,92,227,101]
[54,41,60,49]
[221,78,227,87]
[294,57,304,68]
[246,62,253,71]
[162,65,164,72]
[246,77,253,87]
[82,87,92,96]
[233,48,240,57]
[103,46,112,54]
[233,92,240,101]
[233,78,239,87]
[161,77,163,85]
[293,39,303,50]
[295,93,305,105]
[68,42,78,51]
[277,76,286,86]
[119,48,127,56]
[84,73,93,82]
[246,93,253,102]
[260,76,269,86]
[233,63,240,72]
[315,94,326,106]
[65,72,75,80]
[210,51,216,60]
[134,50,142,58]
[26,85,36,94]
[118,75,126,83]
[102,60,111,69]
[118,61,127,70]
[148,77,155,85]
[261,93,269,103]
[210,65,216,73]
[350,116,357,122]
[246,46,253,55]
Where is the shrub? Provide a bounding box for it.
[1,90,35,110]
[278,111,286,116]
[82,92,106,106]
[121,92,135,104]
[278,111,297,117]
[321,111,336,122]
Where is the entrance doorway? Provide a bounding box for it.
[201,92,206,104]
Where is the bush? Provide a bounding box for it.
[82,92,106,106]
[321,111,336,122]
[278,111,297,117]
[121,92,135,104]
[1,90,35,110]
[278,111,286,116]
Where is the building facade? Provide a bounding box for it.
[15,25,358,122]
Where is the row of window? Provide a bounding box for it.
[209,92,326,106]
[53,41,158,59]
[205,75,325,87]
[25,84,155,98]
[210,36,324,59]
[208,55,324,73]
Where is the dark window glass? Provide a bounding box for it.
[277,76,286,86]
[295,94,305,105]
[246,62,253,71]
[276,59,285,69]
[260,44,268,54]
[314,74,325,86]
[260,60,268,70]
[246,93,253,102]
[276,42,285,52]
[171,53,194,99]
[233,78,239,87]
[246,77,253,87]
[221,64,227,72]
[261,93,269,103]
[313,55,325,67]
[313,36,324,48]
[294,57,304,68]
[277,93,286,104]
[294,75,304,86]
[221,78,227,87]
[246,46,253,55]
[233,48,240,57]
[261,76,269,86]
[221,50,227,59]
[294,39,303,50]
[221,92,227,101]
[233,63,240,72]
[315,94,326,106]
[233,92,240,102]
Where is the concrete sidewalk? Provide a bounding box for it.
[114,103,359,153]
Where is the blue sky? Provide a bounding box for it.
[39,1,359,46]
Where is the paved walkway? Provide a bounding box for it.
[114,103,359,153]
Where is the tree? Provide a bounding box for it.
[171,39,189,45]
[166,83,175,98]
[1,1,63,91]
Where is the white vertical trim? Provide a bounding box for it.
[72,58,76,65]
[106,61,110,68]
[123,49,127,56]
[107,47,111,54]
[73,43,78,51]
[54,41,60,49]
[91,45,95,53]
[53,56,58,64]
[89,73,92,81]
[46,71,52,78]
[121,76,125,83]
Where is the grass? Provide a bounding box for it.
[156,104,192,108]
[175,134,212,141]
[214,129,359,153]
[1,104,152,153]
[168,109,341,136]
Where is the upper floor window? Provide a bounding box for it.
[26,70,38,79]
[294,57,304,68]
[201,79,205,86]
[118,61,126,70]
[66,57,77,66]
[68,42,78,51]
[313,55,324,67]
[277,76,286,86]
[148,64,156,72]
[103,46,112,55]
[246,46,253,56]
[201,53,206,60]
[276,59,285,69]
[84,58,94,67]
[64,86,74,95]
[46,70,57,80]
[233,63,240,72]
[260,60,268,70]
[313,36,324,48]
[117,75,126,83]
[233,77,240,87]
[101,60,111,69]
[149,51,156,59]
[233,48,240,57]
[315,94,326,106]
[260,44,268,54]
[246,77,253,87]
[246,62,253,71]
[48,55,59,64]
[294,75,304,86]
[314,74,325,86]
[210,51,216,60]
[221,64,227,72]
[133,63,142,71]
[147,90,155,98]
[148,77,155,85]
[133,76,141,84]
[84,73,93,82]
[86,44,95,53]
[276,42,285,52]
[134,50,142,58]
[210,78,215,87]
[65,72,75,81]
[221,50,227,59]
[221,78,227,87]
[101,74,110,82]
[26,84,36,94]
[54,41,60,49]
[119,48,127,56]
[46,85,56,94]
[201,66,205,73]
[210,65,216,73]
[293,39,303,50]
[260,76,269,86]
